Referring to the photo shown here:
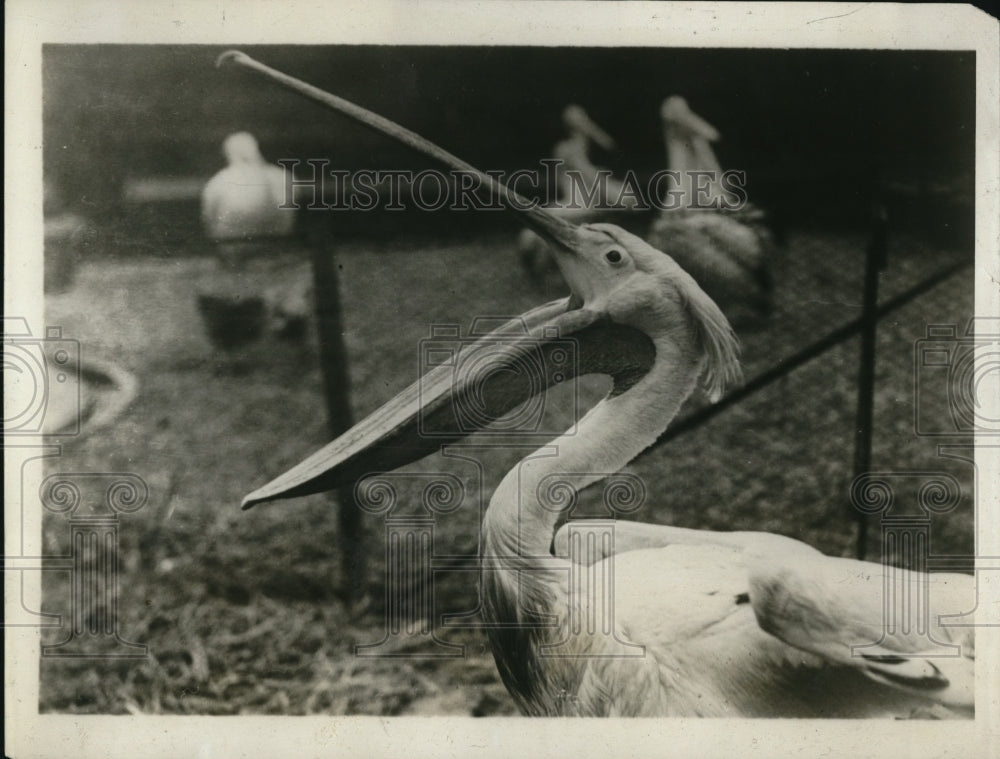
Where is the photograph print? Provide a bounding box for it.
[5,3,999,758]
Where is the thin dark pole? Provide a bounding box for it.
[310,239,365,604]
[852,203,889,561]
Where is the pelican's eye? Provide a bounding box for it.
[605,249,623,264]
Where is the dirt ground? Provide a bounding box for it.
[38,220,974,715]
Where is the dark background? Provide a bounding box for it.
[43,45,975,246]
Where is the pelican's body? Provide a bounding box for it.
[201,131,295,241]
[647,97,775,321]
[487,491,973,718]
[226,52,974,719]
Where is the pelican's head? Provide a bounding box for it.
[561,104,616,151]
[661,96,720,142]
[221,52,740,509]
[222,131,265,165]
[530,217,742,399]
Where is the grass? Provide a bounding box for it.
[38,220,973,715]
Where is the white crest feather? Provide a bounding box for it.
[677,269,743,401]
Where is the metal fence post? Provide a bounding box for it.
[852,202,889,560]
[310,238,365,604]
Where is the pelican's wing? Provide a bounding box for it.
[553,520,820,564]
[746,552,975,709]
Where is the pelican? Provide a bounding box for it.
[223,52,974,718]
[519,105,637,282]
[551,105,627,210]
[201,131,296,241]
[199,131,311,348]
[647,97,775,321]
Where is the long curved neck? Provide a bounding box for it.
[664,124,695,210]
[554,133,598,200]
[664,123,724,212]
[664,124,687,177]
[484,336,701,558]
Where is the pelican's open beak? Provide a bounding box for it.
[661,96,720,142]
[218,52,655,509]
[242,300,654,508]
